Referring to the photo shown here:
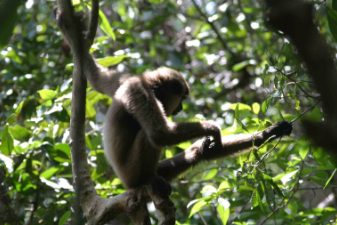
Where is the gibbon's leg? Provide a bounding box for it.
[146,176,175,225]
[122,131,175,224]
[126,187,151,225]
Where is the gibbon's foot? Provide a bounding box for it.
[151,176,172,198]
[152,197,176,225]
[126,188,146,213]
[147,177,175,225]
[126,188,151,225]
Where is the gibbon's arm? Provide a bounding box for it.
[115,78,222,148]
[82,54,129,97]
[57,10,128,97]
[157,121,292,181]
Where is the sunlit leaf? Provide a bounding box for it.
[230,103,251,111]
[41,167,59,179]
[0,126,14,155]
[188,200,207,217]
[232,60,250,72]
[38,89,57,101]
[217,198,230,225]
[96,55,127,67]
[98,9,116,40]
[299,148,309,159]
[204,168,218,180]
[252,102,260,114]
[9,125,31,141]
[273,170,298,185]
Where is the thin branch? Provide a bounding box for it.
[190,0,234,55]
[157,121,292,181]
[86,0,99,45]
[275,67,319,99]
[258,151,307,225]
[266,0,337,155]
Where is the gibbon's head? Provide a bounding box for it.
[144,67,190,115]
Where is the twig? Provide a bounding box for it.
[190,0,234,55]
[258,148,307,225]
[290,101,320,123]
[86,0,99,45]
[275,67,319,99]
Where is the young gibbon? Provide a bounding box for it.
[86,63,222,224]
[85,64,222,188]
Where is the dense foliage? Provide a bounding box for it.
[0,0,336,224]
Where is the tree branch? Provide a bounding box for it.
[158,121,292,181]
[265,0,337,155]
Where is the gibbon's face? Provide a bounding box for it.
[166,79,189,116]
[167,94,184,116]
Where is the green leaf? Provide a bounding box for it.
[333,0,337,10]
[327,8,337,42]
[299,148,309,159]
[0,126,14,155]
[218,181,230,190]
[217,198,230,225]
[323,168,337,189]
[38,89,57,101]
[273,170,298,184]
[40,167,59,179]
[230,103,251,111]
[86,98,97,118]
[99,9,116,40]
[96,55,127,67]
[261,98,271,114]
[232,60,250,72]
[204,168,218,180]
[0,0,22,48]
[189,200,207,217]
[267,179,284,197]
[58,211,71,225]
[54,143,71,159]
[252,190,261,207]
[9,125,31,141]
[252,102,260,114]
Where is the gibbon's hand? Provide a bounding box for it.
[201,121,222,147]
[199,136,223,160]
[264,121,292,138]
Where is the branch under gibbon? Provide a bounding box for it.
[158,121,292,181]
